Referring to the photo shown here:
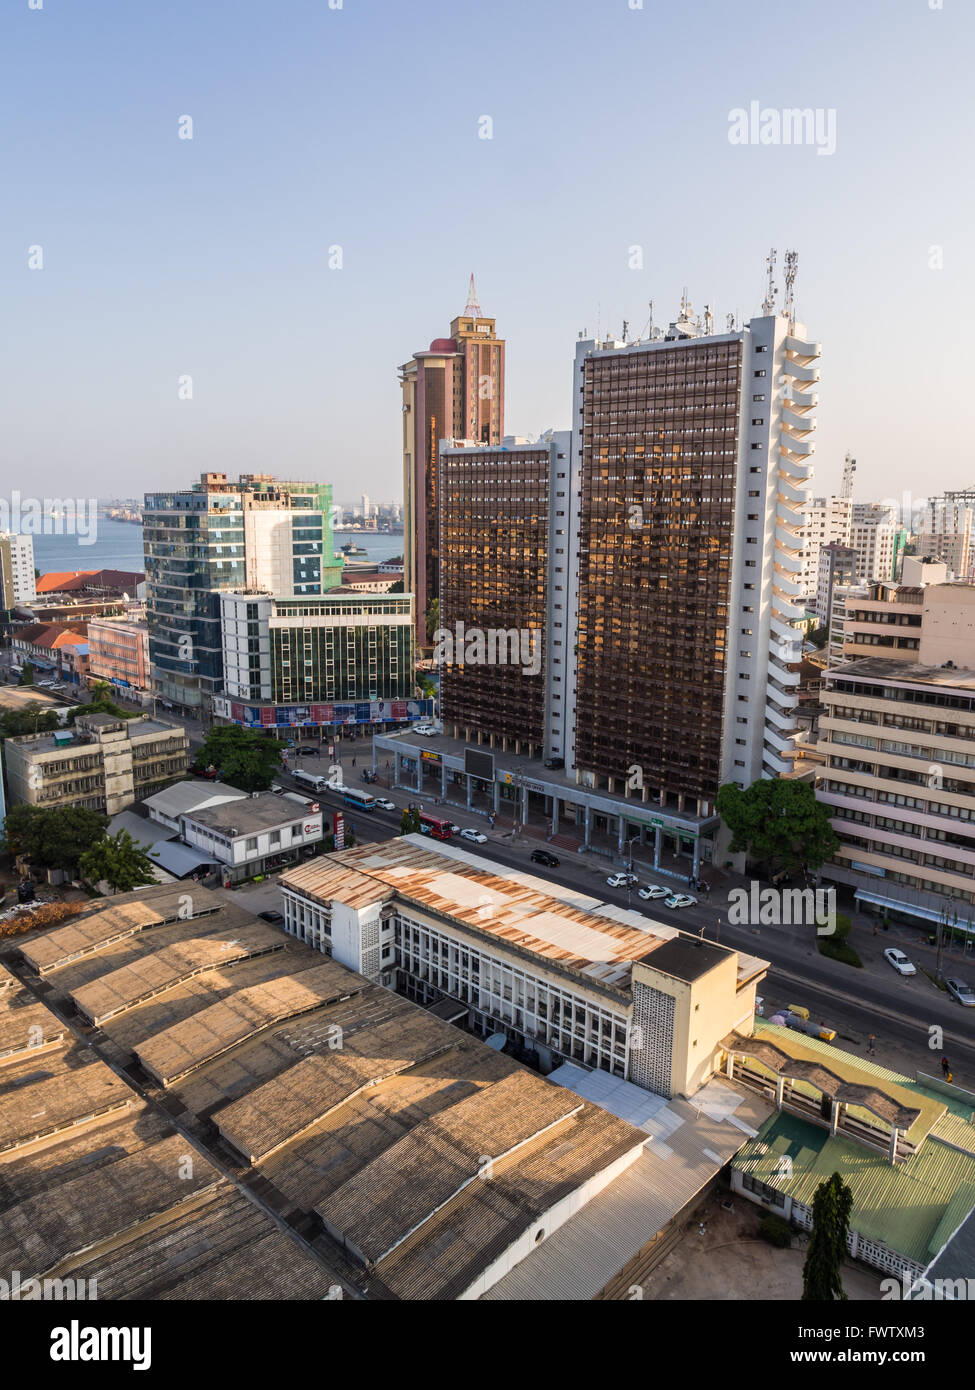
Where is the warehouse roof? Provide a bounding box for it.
[68,923,285,1025]
[187,792,319,835]
[134,959,362,1085]
[142,779,247,818]
[0,1060,134,1155]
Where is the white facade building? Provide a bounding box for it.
[916,499,974,582]
[851,502,897,583]
[181,791,323,883]
[0,532,36,606]
[799,495,852,599]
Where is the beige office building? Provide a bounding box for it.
[5,712,189,816]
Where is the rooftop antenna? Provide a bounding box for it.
[464,272,481,317]
[680,287,692,320]
[638,300,654,341]
[761,247,778,316]
[703,303,714,335]
[726,311,735,332]
[621,318,629,342]
[841,452,857,501]
[783,250,799,326]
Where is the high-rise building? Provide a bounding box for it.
[816,542,858,627]
[799,495,852,598]
[143,473,342,716]
[400,277,505,641]
[570,303,819,810]
[438,432,572,761]
[0,531,36,609]
[850,502,897,584]
[916,497,974,582]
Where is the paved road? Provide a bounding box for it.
[275,757,975,1085]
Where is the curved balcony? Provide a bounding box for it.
[763,746,791,776]
[772,597,806,625]
[768,662,801,687]
[765,724,797,755]
[770,614,801,642]
[774,545,802,575]
[778,451,813,478]
[782,406,817,433]
[782,390,819,412]
[776,521,803,548]
[766,701,797,732]
[772,567,803,596]
[782,358,821,383]
[777,477,809,506]
[785,334,822,358]
[779,428,816,456]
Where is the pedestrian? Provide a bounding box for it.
[867,1034,876,1055]
[873,923,878,936]
[352,757,356,768]
[942,1055,951,1079]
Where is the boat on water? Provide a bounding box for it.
[340,541,367,555]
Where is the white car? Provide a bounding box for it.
[638,885,670,901]
[884,947,916,977]
[374,798,395,811]
[665,894,697,909]
[946,978,975,1007]
[413,724,437,736]
[460,827,487,844]
[607,872,638,888]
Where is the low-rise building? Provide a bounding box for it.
[4,712,189,815]
[180,791,323,883]
[280,835,767,1097]
[142,778,248,833]
[11,621,88,680]
[727,1021,975,1281]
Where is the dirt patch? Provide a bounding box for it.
[639,1191,883,1301]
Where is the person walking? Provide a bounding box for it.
[942,1055,952,1080]
[867,1034,876,1055]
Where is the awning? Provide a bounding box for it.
[855,888,974,931]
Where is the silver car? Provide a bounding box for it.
[946,978,975,1007]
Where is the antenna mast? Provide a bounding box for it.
[783,250,799,326]
[841,453,857,501]
[761,248,778,316]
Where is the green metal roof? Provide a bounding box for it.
[736,1110,975,1265]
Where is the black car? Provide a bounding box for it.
[530,850,560,868]
[258,910,284,924]
[543,757,565,770]
[297,746,321,757]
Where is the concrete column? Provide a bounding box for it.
[441,762,447,797]
[493,781,500,814]
[584,804,591,849]
[393,749,401,787]
[775,1076,785,1109]
[467,774,473,808]
[653,827,661,871]
[830,1099,839,1136]
[416,758,422,793]
[521,784,528,825]
[889,1126,899,1163]
[617,817,625,853]
[692,838,701,880]
[551,796,559,835]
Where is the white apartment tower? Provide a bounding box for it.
[851,502,897,584]
[0,532,37,607]
[800,495,851,599]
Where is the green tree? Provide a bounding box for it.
[415,669,436,700]
[808,626,828,649]
[69,682,136,723]
[18,661,35,686]
[399,807,422,836]
[425,597,440,643]
[79,829,158,894]
[802,1172,853,1301]
[194,725,287,793]
[0,704,61,740]
[3,804,108,871]
[716,779,839,879]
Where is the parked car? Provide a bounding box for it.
[946,978,975,1007]
[543,757,565,770]
[461,828,488,844]
[664,893,697,909]
[638,885,670,901]
[258,910,284,925]
[606,872,638,888]
[884,947,916,977]
[297,746,321,757]
[271,783,284,794]
[374,798,395,811]
[413,724,437,736]
[531,849,560,868]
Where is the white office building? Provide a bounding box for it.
[799,495,852,599]
[0,532,36,607]
[851,502,898,583]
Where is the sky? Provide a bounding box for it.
[1,0,972,508]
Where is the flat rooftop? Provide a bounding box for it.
[283,838,761,994]
[829,657,975,689]
[188,792,319,835]
[638,935,735,983]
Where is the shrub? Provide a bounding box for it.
[759,1213,793,1248]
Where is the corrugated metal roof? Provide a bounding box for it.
[735,1111,975,1265]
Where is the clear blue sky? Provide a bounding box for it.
[1,0,972,506]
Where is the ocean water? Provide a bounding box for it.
[29,521,403,577]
